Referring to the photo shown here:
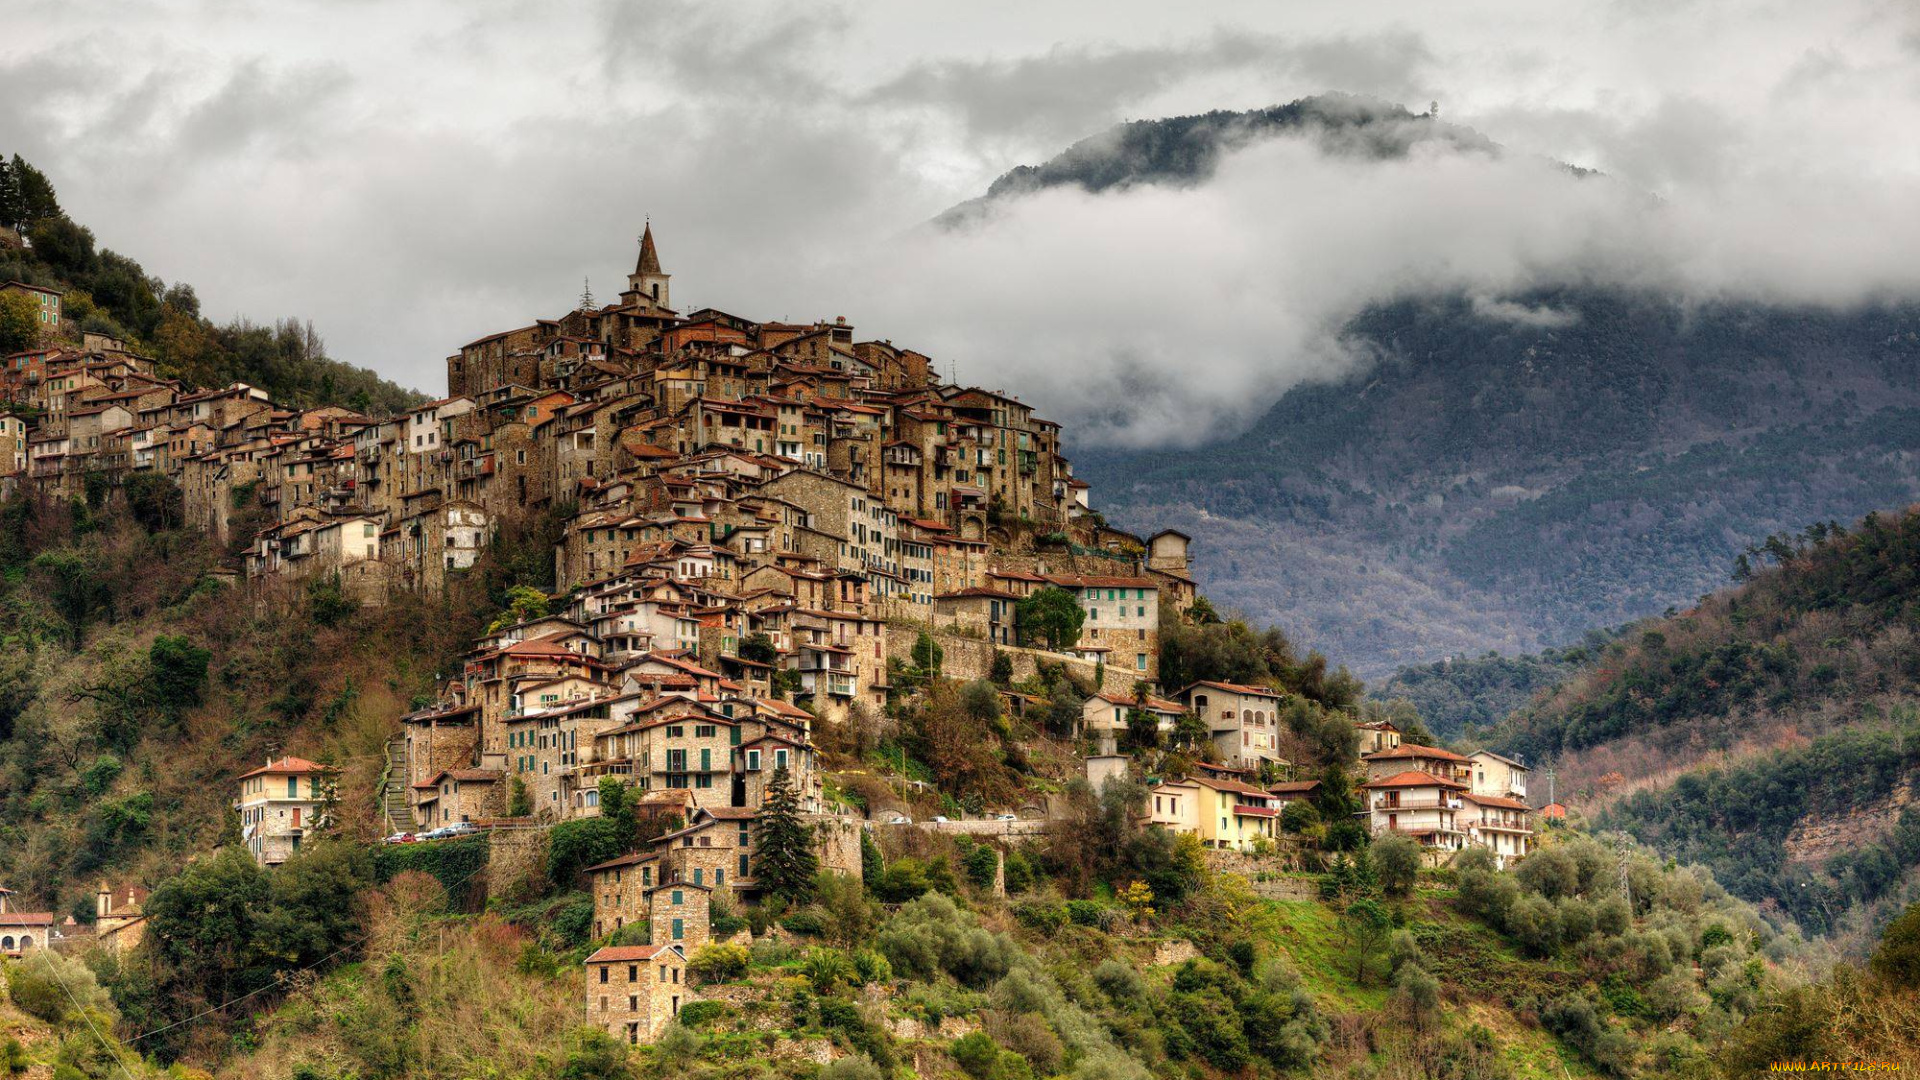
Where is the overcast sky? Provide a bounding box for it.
[5,0,1918,444]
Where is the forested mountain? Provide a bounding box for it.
[0,155,423,414]
[946,100,1920,675]
[1477,509,1920,946]
[1376,630,1620,742]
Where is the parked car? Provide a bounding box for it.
[994,814,1017,821]
[932,815,950,823]
[381,832,415,844]
[440,821,480,837]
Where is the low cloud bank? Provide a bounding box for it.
[820,132,1920,448]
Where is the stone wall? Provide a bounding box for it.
[806,813,867,878]
[1201,850,1321,901]
[885,629,1135,696]
[486,825,549,902]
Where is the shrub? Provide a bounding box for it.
[561,1027,631,1080]
[1507,894,1562,957]
[5,950,114,1026]
[1392,964,1442,1029]
[1013,901,1066,934]
[1091,959,1147,1010]
[851,949,892,986]
[1517,847,1581,900]
[820,1055,884,1080]
[781,909,826,935]
[802,947,854,993]
[1370,835,1421,896]
[674,1000,729,1029]
[874,858,933,903]
[1065,900,1106,928]
[547,898,594,949]
[964,845,1000,890]
[985,1010,1064,1075]
[688,943,750,984]
[951,1032,1002,1080]
[1871,900,1920,983]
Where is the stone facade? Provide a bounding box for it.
[584,944,689,1045]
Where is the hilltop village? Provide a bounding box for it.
[0,230,1538,1046]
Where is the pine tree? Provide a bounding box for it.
[755,766,817,903]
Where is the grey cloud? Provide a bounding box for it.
[5,0,1920,444]
[1471,296,1580,328]
[862,29,1435,152]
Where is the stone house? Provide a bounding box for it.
[586,851,662,937]
[1355,719,1403,755]
[91,882,148,953]
[235,756,336,866]
[584,943,688,1045]
[413,768,505,827]
[1079,692,1186,754]
[647,880,711,950]
[1043,574,1159,679]
[933,587,1018,645]
[1179,681,1285,771]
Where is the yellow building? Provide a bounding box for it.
[1147,774,1277,852]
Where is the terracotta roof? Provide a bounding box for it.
[585,944,680,963]
[583,851,659,874]
[1180,680,1281,699]
[936,587,1018,600]
[1187,775,1272,797]
[237,756,334,779]
[1089,692,1184,712]
[0,913,56,926]
[1267,781,1322,795]
[1044,574,1157,590]
[1464,792,1531,811]
[1362,770,1467,791]
[1364,744,1470,763]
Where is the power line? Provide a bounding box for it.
[128,838,498,1046]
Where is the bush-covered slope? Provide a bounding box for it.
[0,483,551,922]
[0,154,423,414]
[1475,509,1920,943]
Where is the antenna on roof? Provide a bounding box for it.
[579,277,596,310]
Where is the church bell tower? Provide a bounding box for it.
[625,221,670,310]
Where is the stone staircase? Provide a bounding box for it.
[379,734,412,835]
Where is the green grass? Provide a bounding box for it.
[1258,899,1392,1010]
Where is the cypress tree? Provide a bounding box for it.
[755,766,817,903]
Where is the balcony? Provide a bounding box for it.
[1472,818,1534,834]
[1372,797,1462,811]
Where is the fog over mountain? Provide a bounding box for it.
[876,97,1920,674]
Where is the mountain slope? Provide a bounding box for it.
[945,100,1920,675]
[1479,508,1920,944]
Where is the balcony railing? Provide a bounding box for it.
[1372,797,1462,811]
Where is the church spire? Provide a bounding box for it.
[635,221,662,276]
